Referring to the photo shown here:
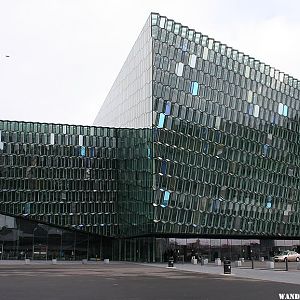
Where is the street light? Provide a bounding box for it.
[57,229,63,260]
[32,227,38,260]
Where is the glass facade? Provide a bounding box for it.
[0,120,153,250]
[95,13,300,241]
[0,213,113,260]
[150,13,300,238]
[0,120,119,237]
[1,13,300,261]
[116,128,153,236]
[93,16,153,128]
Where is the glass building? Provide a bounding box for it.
[1,13,300,262]
[0,121,119,259]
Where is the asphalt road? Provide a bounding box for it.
[0,263,299,300]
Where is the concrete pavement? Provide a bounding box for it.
[0,263,299,300]
[145,261,300,285]
[1,259,300,285]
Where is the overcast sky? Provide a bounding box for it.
[1,0,300,126]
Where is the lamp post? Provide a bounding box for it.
[60,229,63,260]
[86,233,90,261]
[251,249,254,269]
[32,227,38,260]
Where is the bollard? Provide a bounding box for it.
[266,261,274,269]
[191,256,197,265]
[285,258,288,271]
[215,258,222,266]
[251,258,254,269]
[235,260,242,267]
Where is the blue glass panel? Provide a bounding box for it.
[24,203,30,214]
[162,191,170,207]
[84,158,90,168]
[215,131,222,143]
[248,104,253,115]
[158,113,165,128]
[266,196,272,208]
[191,81,199,95]
[147,147,151,159]
[161,160,167,175]
[81,146,86,156]
[153,128,159,141]
[283,105,288,116]
[203,142,208,154]
[90,147,95,157]
[212,199,220,212]
[75,147,80,156]
[263,144,269,156]
[201,127,208,138]
[165,101,171,115]
[271,115,276,124]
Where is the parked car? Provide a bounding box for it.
[273,250,300,262]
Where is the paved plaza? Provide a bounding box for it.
[147,260,300,285]
[0,261,299,300]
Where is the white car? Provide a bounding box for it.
[273,250,300,262]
